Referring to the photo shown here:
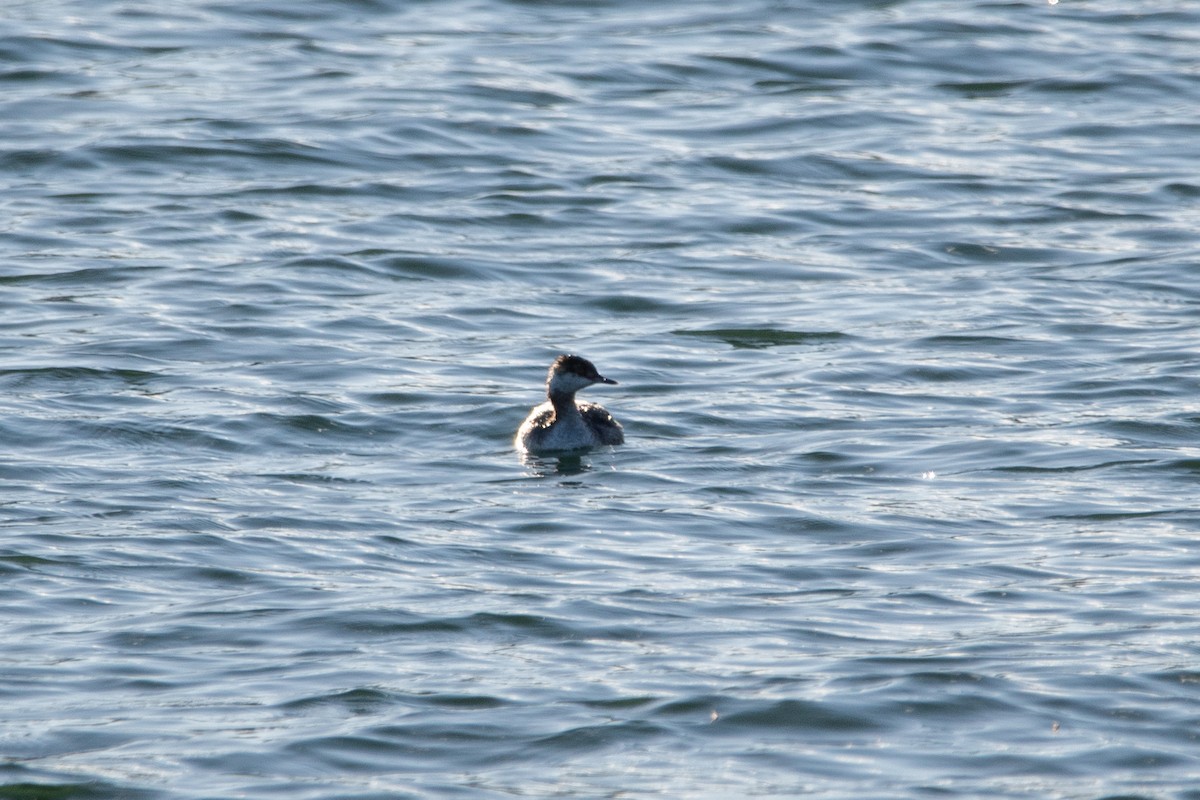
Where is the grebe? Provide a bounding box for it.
[515,354,624,453]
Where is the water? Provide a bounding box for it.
[3,0,1200,797]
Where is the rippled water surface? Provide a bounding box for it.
[4,1,1200,797]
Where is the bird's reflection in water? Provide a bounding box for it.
[520,452,591,478]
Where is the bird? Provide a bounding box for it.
[515,354,624,453]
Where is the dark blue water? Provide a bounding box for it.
[4,1,1200,797]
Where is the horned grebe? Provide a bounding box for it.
[515,354,624,453]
